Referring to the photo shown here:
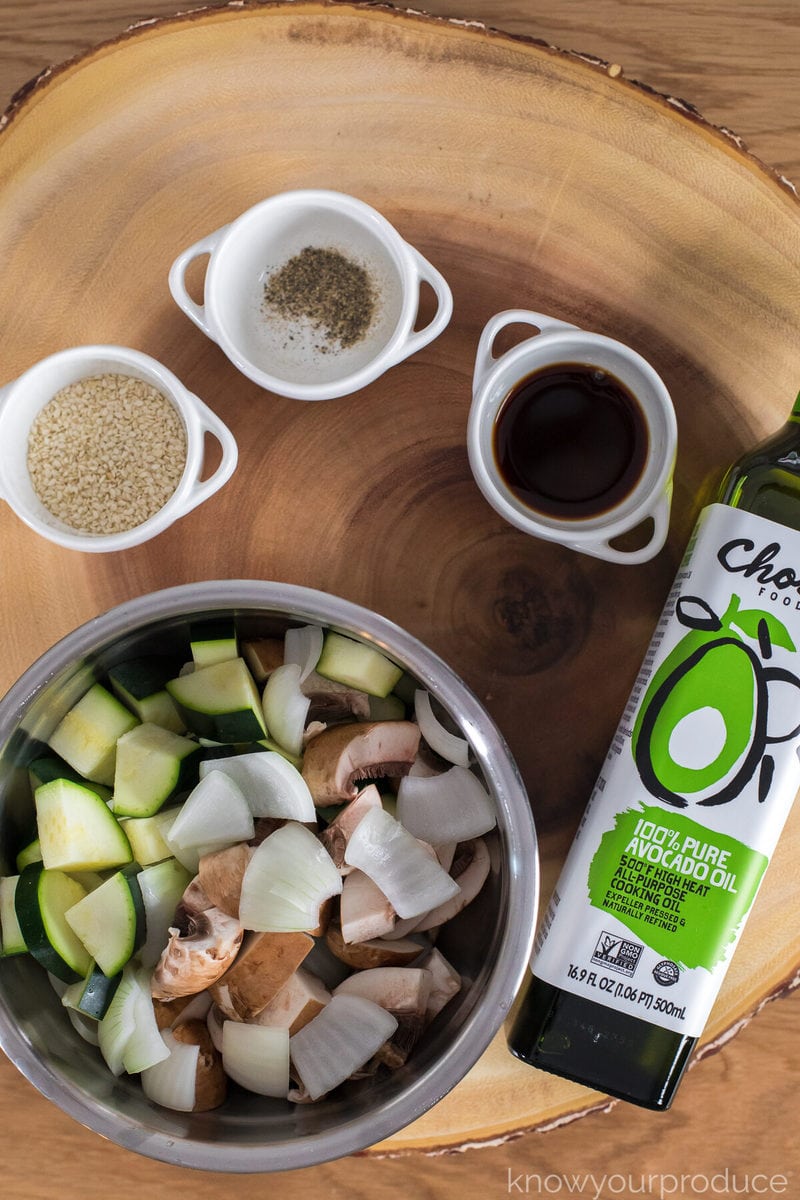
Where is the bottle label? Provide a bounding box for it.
[532,503,800,1037]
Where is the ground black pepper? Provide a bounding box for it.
[262,246,377,350]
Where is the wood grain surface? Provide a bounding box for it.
[1,1,800,1196]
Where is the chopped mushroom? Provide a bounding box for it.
[197,843,254,918]
[419,948,462,1020]
[411,837,491,932]
[301,721,421,806]
[171,1019,227,1111]
[325,923,424,969]
[242,638,285,684]
[319,784,383,872]
[334,966,432,1068]
[151,882,244,1001]
[252,967,331,1035]
[301,670,371,724]
[209,930,314,1020]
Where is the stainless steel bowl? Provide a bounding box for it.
[0,581,538,1171]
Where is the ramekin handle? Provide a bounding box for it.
[472,309,580,398]
[168,228,227,336]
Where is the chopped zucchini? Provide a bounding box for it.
[109,658,186,733]
[316,633,403,698]
[112,722,201,818]
[367,693,406,722]
[63,960,122,1020]
[190,619,238,668]
[15,863,91,982]
[166,657,267,742]
[15,837,43,872]
[35,778,133,872]
[0,875,27,956]
[64,864,145,977]
[48,683,139,785]
[120,806,180,866]
[28,754,112,804]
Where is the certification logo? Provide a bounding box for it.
[591,931,643,977]
[653,959,680,986]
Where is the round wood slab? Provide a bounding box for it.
[2,0,800,1154]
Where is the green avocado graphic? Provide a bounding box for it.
[632,595,798,808]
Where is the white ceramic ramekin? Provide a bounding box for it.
[0,345,238,553]
[169,189,453,401]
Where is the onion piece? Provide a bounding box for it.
[414,689,470,768]
[137,859,193,970]
[206,1004,224,1053]
[289,994,397,1101]
[98,965,140,1076]
[239,822,342,932]
[344,807,460,919]
[141,1030,200,1112]
[262,663,310,757]
[284,625,324,683]
[199,751,315,822]
[397,765,496,844]
[166,773,254,857]
[123,969,171,1074]
[67,1007,100,1046]
[222,1022,290,1097]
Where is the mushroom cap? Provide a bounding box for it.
[301,721,421,806]
[151,904,244,1000]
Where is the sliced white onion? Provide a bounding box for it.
[67,1007,100,1046]
[166,772,254,855]
[206,1004,224,1053]
[262,663,310,758]
[289,993,397,1101]
[137,858,193,970]
[239,822,342,932]
[222,1021,290,1097]
[344,807,460,920]
[199,751,315,822]
[97,965,140,1076]
[414,689,470,768]
[284,624,324,683]
[397,765,496,844]
[140,1030,200,1112]
[123,969,171,1074]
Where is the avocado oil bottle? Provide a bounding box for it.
[508,394,800,1108]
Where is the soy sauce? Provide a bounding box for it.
[492,363,649,520]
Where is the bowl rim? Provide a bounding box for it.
[0,580,539,1172]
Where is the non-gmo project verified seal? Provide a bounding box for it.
[591,931,644,977]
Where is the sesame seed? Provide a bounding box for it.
[27,373,187,535]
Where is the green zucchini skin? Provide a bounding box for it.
[77,961,123,1020]
[15,862,91,983]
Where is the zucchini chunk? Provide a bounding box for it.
[64,865,145,977]
[190,619,238,668]
[316,633,403,698]
[109,657,186,733]
[112,722,201,818]
[15,863,91,982]
[49,683,139,785]
[166,657,266,743]
[35,778,133,872]
[0,875,27,957]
